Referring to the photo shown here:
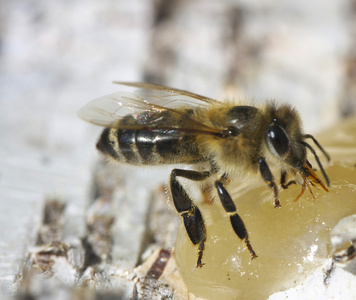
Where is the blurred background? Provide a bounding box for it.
[1,0,355,298]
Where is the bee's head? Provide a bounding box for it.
[264,104,305,167]
[265,123,303,166]
[264,103,330,188]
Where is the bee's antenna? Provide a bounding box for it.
[301,141,330,187]
[303,134,330,162]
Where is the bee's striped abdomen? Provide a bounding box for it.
[96,128,201,165]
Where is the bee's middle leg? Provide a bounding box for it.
[170,169,211,268]
[215,180,257,259]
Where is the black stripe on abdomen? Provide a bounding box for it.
[155,133,181,160]
[118,129,136,162]
[135,130,156,163]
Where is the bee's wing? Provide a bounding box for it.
[78,91,222,135]
[113,82,220,106]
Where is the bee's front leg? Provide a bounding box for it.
[170,169,211,268]
[215,180,257,259]
[258,157,281,208]
[280,170,296,189]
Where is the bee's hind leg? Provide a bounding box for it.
[215,180,257,259]
[170,169,211,268]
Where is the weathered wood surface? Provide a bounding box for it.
[0,0,355,299]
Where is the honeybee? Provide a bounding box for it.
[78,82,330,268]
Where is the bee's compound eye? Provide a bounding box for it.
[228,126,240,137]
[266,125,290,158]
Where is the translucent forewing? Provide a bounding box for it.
[113,81,219,105]
[78,88,222,135]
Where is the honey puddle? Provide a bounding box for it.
[175,117,356,300]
